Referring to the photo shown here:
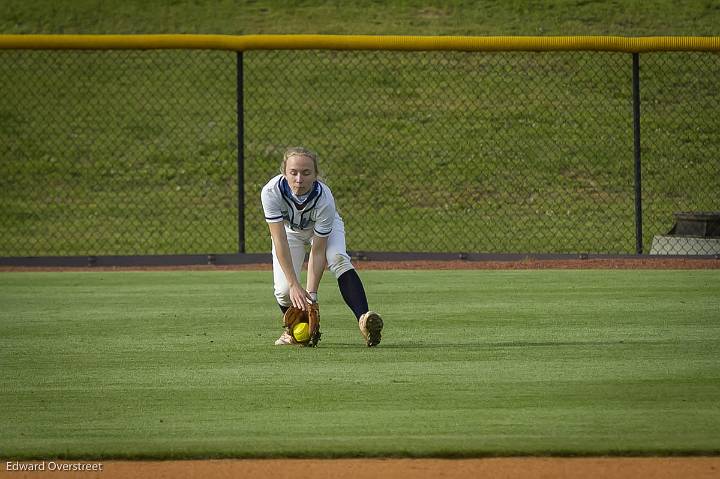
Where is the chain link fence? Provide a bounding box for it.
[640,52,720,255]
[1,43,718,261]
[0,49,238,257]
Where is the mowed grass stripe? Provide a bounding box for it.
[0,270,718,458]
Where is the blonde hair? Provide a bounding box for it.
[281,147,320,175]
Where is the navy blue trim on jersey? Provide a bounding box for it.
[273,176,328,232]
[314,227,332,236]
[279,194,296,227]
[274,178,296,227]
[278,177,321,210]
[300,184,324,225]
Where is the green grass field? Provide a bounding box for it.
[1,269,718,459]
[3,0,720,36]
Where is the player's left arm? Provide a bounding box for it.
[306,235,328,299]
[306,185,335,298]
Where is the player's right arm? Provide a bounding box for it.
[267,222,310,310]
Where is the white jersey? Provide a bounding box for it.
[261,174,337,237]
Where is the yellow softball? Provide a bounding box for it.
[292,322,310,343]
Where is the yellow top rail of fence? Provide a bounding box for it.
[1,34,720,52]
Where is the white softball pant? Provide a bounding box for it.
[272,214,355,307]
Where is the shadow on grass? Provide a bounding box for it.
[325,338,684,350]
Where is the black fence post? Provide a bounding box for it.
[236,51,245,253]
[632,53,643,254]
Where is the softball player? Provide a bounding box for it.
[260,147,383,347]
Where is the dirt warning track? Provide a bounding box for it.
[3,458,720,479]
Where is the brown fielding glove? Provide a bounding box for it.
[307,302,321,347]
[282,306,321,347]
[282,306,307,331]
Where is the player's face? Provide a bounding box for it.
[284,154,317,196]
